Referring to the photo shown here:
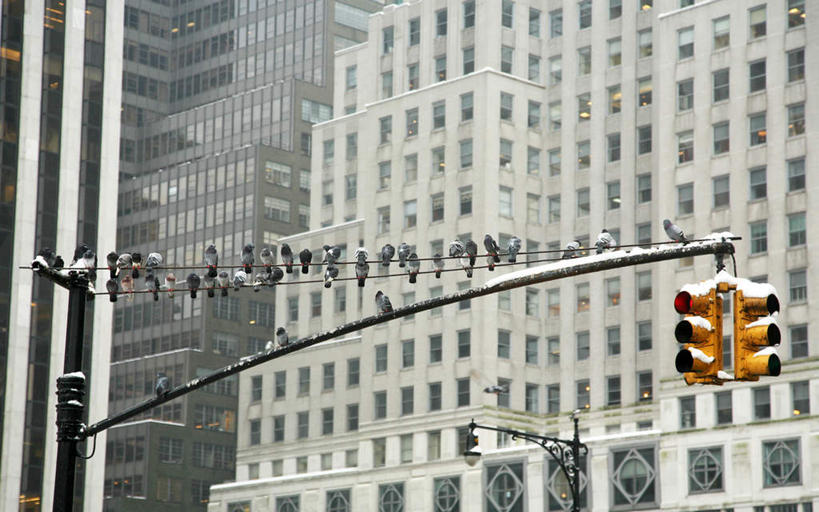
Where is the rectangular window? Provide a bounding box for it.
[678,79,694,111]
[251,376,262,401]
[463,47,475,74]
[576,331,590,360]
[373,391,387,420]
[429,102,446,131]
[638,125,652,155]
[576,379,590,409]
[789,0,806,27]
[529,7,541,35]
[381,71,393,98]
[549,56,562,85]
[550,9,563,37]
[608,85,622,114]
[678,27,694,60]
[716,391,732,424]
[637,271,652,301]
[375,344,388,373]
[429,335,442,363]
[527,194,540,224]
[637,174,652,203]
[792,381,810,415]
[499,186,513,217]
[788,103,805,137]
[499,138,513,169]
[548,148,561,176]
[401,340,415,368]
[526,146,541,176]
[547,385,560,413]
[678,131,694,164]
[638,321,652,351]
[378,161,391,189]
[458,186,473,216]
[608,38,622,66]
[638,371,653,401]
[678,183,694,215]
[382,26,394,54]
[275,371,286,399]
[713,16,730,49]
[379,116,392,144]
[789,269,807,302]
[680,396,696,428]
[525,335,539,364]
[749,167,767,199]
[577,188,590,217]
[273,415,285,442]
[428,382,442,411]
[607,181,621,210]
[500,92,513,120]
[578,0,592,29]
[406,108,419,137]
[433,55,447,82]
[373,438,386,467]
[497,330,511,359]
[637,223,652,245]
[750,221,768,254]
[408,64,419,90]
[749,112,767,146]
[749,5,766,38]
[298,367,310,395]
[427,431,441,461]
[547,336,560,366]
[607,376,621,406]
[403,201,417,230]
[790,325,808,359]
[749,59,766,92]
[464,0,475,28]
[713,122,730,154]
[458,330,471,358]
[788,213,806,247]
[502,0,514,28]
[345,65,357,90]
[788,158,806,192]
[297,411,309,438]
[528,54,540,82]
[713,175,730,208]
[527,101,541,128]
[525,383,539,412]
[788,48,805,82]
[408,17,420,46]
[638,29,652,58]
[577,47,591,75]
[323,363,335,391]
[401,387,414,416]
[435,8,448,36]
[403,154,418,183]
[547,289,560,317]
[460,92,473,121]
[610,0,622,19]
[638,76,652,106]
[606,278,621,306]
[607,326,621,355]
[753,386,771,420]
[501,45,514,73]
[606,133,621,163]
[577,140,590,169]
[322,408,334,435]
[457,378,470,406]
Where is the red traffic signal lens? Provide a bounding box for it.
[674,291,692,314]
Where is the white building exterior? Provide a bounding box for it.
[210,0,817,511]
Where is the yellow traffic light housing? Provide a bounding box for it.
[674,287,723,385]
[734,288,781,381]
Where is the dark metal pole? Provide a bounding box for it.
[53,277,88,512]
[571,414,581,512]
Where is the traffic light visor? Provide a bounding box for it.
[741,294,780,316]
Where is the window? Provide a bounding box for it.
[638,371,653,401]
[611,447,658,507]
[526,54,541,82]
[373,439,386,467]
[433,56,447,82]
[405,108,419,138]
[500,92,513,121]
[499,138,513,169]
[498,186,513,217]
[546,384,560,413]
[678,131,694,164]
[689,447,723,493]
[327,490,351,512]
[545,150,560,177]
[637,125,652,155]
[381,71,393,98]
[713,16,729,49]
[377,207,390,235]
[610,0,622,18]
[608,38,622,66]
[787,48,804,82]
[274,371,287,399]
[763,439,801,486]
[578,0,592,28]
[637,271,652,301]
[458,93,474,123]
[435,8,448,36]
[457,330,471,358]
[638,321,652,351]
[753,386,771,420]
[548,56,562,86]
[547,289,560,317]
[501,0,514,28]
[788,158,806,191]
[458,186,473,216]
[749,112,767,145]
[550,9,563,37]
[748,221,768,254]
[792,381,810,415]
[577,140,590,170]
[527,195,540,224]
[790,325,808,359]
[749,167,767,199]
[401,387,414,416]
[607,133,621,162]
[749,59,766,92]
[638,76,652,106]
[159,438,183,463]
[382,26,394,54]
[524,383,539,413]
[400,339,415,369]
[296,411,309,439]
[678,79,694,111]
[379,116,392,144]
[378,161,391,190]
[250,376,263,401]
[715,391,732,424]
[527,147,541,175]
[402,200,417,229]
[345,65,357,90]
[548,101,561,131]
[322,363,335,391]
[607,376,621,406]
[576,331,590,360]
[375,344,388,373]
[637,29,652,59]
[402,155,418,184]
[527,101,541,128]
[457,378,470,406]
[636,174,652,203]
[636,223,652,245]
[264,197,291,223]
[789,269,807,302]
[680,396,696,429]
[321,408,334,435]
[789,213,806,247]
[408,17,421,46]
[463,47,475,74]
[373,391,387,420]
[713,122,730,155]
[607,182,621,210]
[577,47,591,75]
[749,5,766,38]
[500,46,514,73]
[427,335,443,364]
[463,0,475,28]
[713,175,730,208]
[788,103,805,136]
[577,188,590,217]
[678,27,694,60]
[576,379,590,409]
[606,326,621,355]
[677,183,694,216]
[408,64,419,90]
[525,335,539,364]
[788,0,806,27]
[529,7,541,35]
[547,195,561,223]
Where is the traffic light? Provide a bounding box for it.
[733,284,781,381]
[674,286,723,385]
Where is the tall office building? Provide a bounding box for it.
[107,1,382,510]
[209,0,817,511]
[0,1,123,511]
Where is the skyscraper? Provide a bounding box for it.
[0,1,123,511]
[210,0,816,510]
[107,1,382,510]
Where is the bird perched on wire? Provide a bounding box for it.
[276,326,289,348]
[233,270,248,291]
[380,244,395,267]
[563,240,581,259]
[204,244,219,278]
[217,271,230,297]
[323,245,341,266]
[147,276,160,301]
[280,243,294,273]
[268,266,284,286]
[121,274,135,301]
[484,234,501,263]
[145,252,162,280]
[449,239,465,259]
[595,229,617,254]
[465,239,478,267]
[354,248,369,287]
[131,252,142,279]
[32,247,57,270]
[507,237,521,263]
[117,253,133,278]
[106,279,118,303]
[203,273,216,298]
[299,248,312,274]
[264,340,275,352]
[106,251,119,279]
[70,243,91,267]
[407,253,420,283]
[259,247,275,273]
[186,273,201,298]
[324,265,339,288]
[397,243,410,268]
[253,273,267,292]
[241,243,255,273]
[375,290,393,314]
[432,254,444,278]
[164,273,176,299]
[155,373,170,397]
[459,250,473,278]
[483,384,509,394]
[663,219,689,244]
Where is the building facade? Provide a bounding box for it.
[209,0,817,511]
[0,1,123,511]
[106,1,382,510]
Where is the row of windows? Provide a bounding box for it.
[108,363,184,402]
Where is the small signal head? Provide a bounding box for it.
[674,291,692,314]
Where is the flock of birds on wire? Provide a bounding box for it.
[31,219,690,319]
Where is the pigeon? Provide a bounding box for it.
[233,270,248,291]
[186,273,201,298]
[484,235,501,263]
[106,279,118,303]
[459,252,473,278]
[131,252,142,278]
[265,340,275,352]
[106,251,119,279]
[280,243,294,273]
[299,248,313,274]
[259,247,275,273]
[407,253,420,283]
[483,384,509,394]
[217,271,230,296]
[116,253,133,276]
[563,240,581,259]
[70,249,97,282]
[53,255,64,270]
[355,259,369,287]
[449,239,465,259]
[32,247,57,270]
[595,229,616,254]
[465,240,478,267]
[276,326,289,347]
[324,264,339,288]
[380,244,395,267]
[323,244,341,266]
[486,254,496,271]
[253,273,267,292]
[397,243,410,268]
[145,252,162,282]
[147,276,160,301]
[432,254,444,278]
[354,247,368,262]
[70,243,91,267]
[204,274,216,298]
[375,290,393,314]
[155,373,170,397]
[241,243,255,273]
[268,266,284,286]
[204,244,219,277]
[164,273,176,299]
[663,219,689,244]
[507,237,521,263]
[120,274,134,301]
